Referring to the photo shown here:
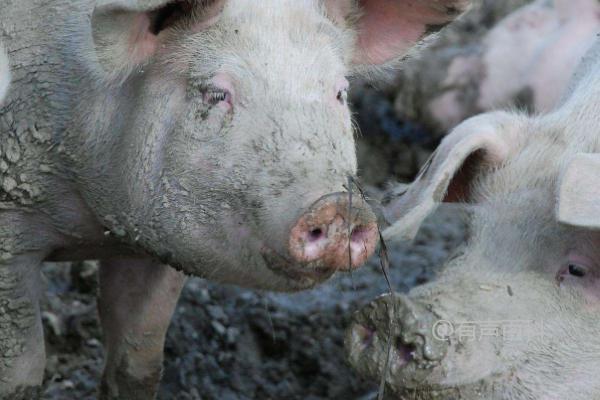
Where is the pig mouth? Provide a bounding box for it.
[347,309,503,400]
[346,319,433,383]
[345,295,449,392]
[347,321,493,400]
[259,245,336,284]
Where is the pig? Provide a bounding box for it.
[0,43,8,103]
[0,0,473,398]
[394,0,600,137]
[346,39,600,399]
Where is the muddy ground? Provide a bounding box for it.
[39,79,469,400]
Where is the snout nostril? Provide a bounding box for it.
[308,228,325,243]
[350,226,370,243]
[355,324,375,349]
[289,192,378,269]
[395,339,416,363]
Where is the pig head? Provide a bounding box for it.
[44,0,476,291]
[346,41,600,399]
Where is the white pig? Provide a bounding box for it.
[347,39,600,400]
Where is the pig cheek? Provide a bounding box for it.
[582,278,600,308]
[558,276,600,310]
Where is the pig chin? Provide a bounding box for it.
[152,220,335,291]
[259,245,337,288]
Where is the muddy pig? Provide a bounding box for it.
[346,39,600,399]
[394,0,600,137]
[0,0,473,398]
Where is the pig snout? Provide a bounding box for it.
[345,294,448,389]
[288,192,378,272]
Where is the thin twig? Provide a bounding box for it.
[346,177,397,400]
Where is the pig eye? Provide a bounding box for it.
[204,90,232,106]
[568,263,588,278]
[337,89,348,104]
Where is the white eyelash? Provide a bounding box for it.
[204,89,230,105]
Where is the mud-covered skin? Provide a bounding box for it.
[348,42,600,399]
[98,358,163,400]
[97,259,185,400]
[346,294,447,388]
[0,222,50,396]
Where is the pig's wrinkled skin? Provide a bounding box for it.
[0,0,472,398]
[346,40,600,400]
[395,0,600,136]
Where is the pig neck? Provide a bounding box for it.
[0,2,140,261]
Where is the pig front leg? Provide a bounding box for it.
[0,254,46,400]
[97,258,186,400]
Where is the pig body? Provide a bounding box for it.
[347,40,600,399]
[394,0,600,136]
[0,0,472,398]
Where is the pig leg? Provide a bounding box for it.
[97,258,186,400]
[0,255,45,400]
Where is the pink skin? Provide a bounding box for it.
[204,72,235,111]
[355,0,465,64]
[288,193,379,271]
[325,0,472,65]
[128,14,159,65]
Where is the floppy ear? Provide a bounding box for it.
[327,0,473,66]
[91,0,223,82]
[556,153,600,230]
[0,43,9,103]
[382,112,520,241]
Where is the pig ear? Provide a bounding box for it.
[0,43,9,103]
[327,0,473,67]
[382,112,520,242]
[91,0,222,82]
[556,154,600,230]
